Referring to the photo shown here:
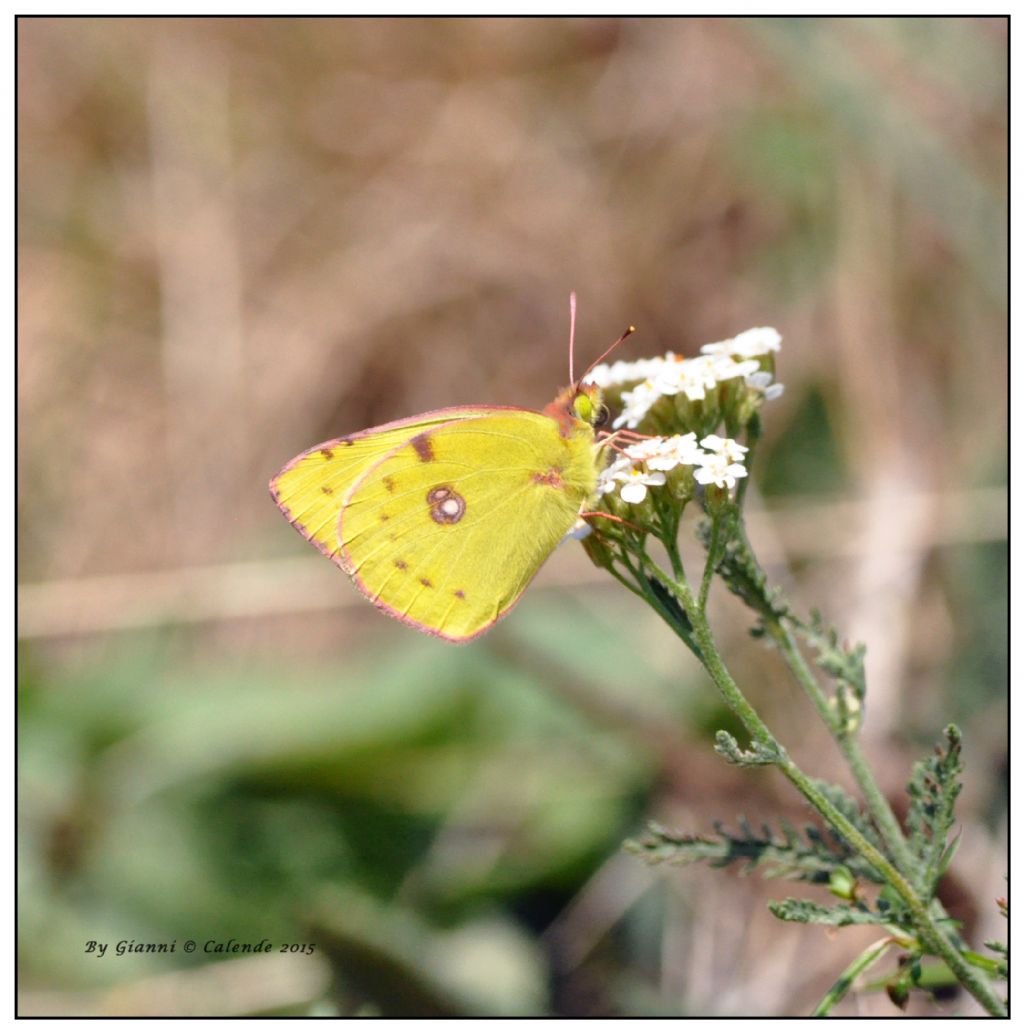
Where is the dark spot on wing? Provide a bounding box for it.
[395,559,407,570]
[320,448,334,460]
[379,513,390,522]
[420,577,432,588]
[428,485,466,524]
[339,438,353,447]
[383,476,396,493]
[454,589,465,599]
[321,485,334,495]
[411,433,435,462]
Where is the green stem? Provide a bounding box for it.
[646,564,1006,1017]
[735,412,760,510]
[654,497,684,581]
[652,566,777,750]
[699,513,723,614]
[812,936,893,1016]
[842,737,918,876]
[665,533,684,581]
[767,623,836,729]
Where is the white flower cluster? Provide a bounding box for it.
[699,327,782,360]
[596,433,749,504]
[585,327,784,430]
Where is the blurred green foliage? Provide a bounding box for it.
[20,600,702,1014]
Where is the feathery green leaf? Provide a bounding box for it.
[906,725,964,899]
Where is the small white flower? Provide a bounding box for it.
[713,356,761,381]
[612,379,662,429]
[619,467,667,504]
[593,333,781,428]
[595,455,633,494]
[699,434,749,465]
[586,356,666,389]
[624,433,702,471]
[657,433,706,469]
[622,440,662,463]
[697,338,732,359]
[651,355,712,401]
[700,327,782,360]
[693,452,748,490]
[585,361,627,389]
[583,364,612,389]
[730,327,782,357]
[746,369,785,400]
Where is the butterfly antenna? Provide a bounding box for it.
[578,323,637,385]
[568,291,578,385]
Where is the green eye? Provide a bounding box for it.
[573,394,594,422]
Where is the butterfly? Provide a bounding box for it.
[269,297,633,643]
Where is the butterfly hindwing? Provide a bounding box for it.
[339,411,597,642]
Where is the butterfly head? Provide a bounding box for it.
[545,381,608,436]
[571,382,609,428]
[549,298,631,437]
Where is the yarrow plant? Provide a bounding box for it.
[577,329,1006,1016]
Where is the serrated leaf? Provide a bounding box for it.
[625,815,882,885]
[905,725,964,899]
[795,609,867,704]
[768,897,885,926]
[938,829,962,878]
[713,730,780,766]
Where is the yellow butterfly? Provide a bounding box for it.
[270,300,633,643]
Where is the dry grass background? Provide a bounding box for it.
[18,16,1006,1017]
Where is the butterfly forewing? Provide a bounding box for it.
[339,411,597,642]
[270,408,500,562]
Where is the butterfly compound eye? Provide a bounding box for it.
[572,393,594,423]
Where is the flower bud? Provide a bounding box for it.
[828,866,858,902]
[671,394,700,435]
[667,463,696,503]
[717,377,745,435]
[702,483,733,516]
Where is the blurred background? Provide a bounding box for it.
[18,16,1006,1017]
